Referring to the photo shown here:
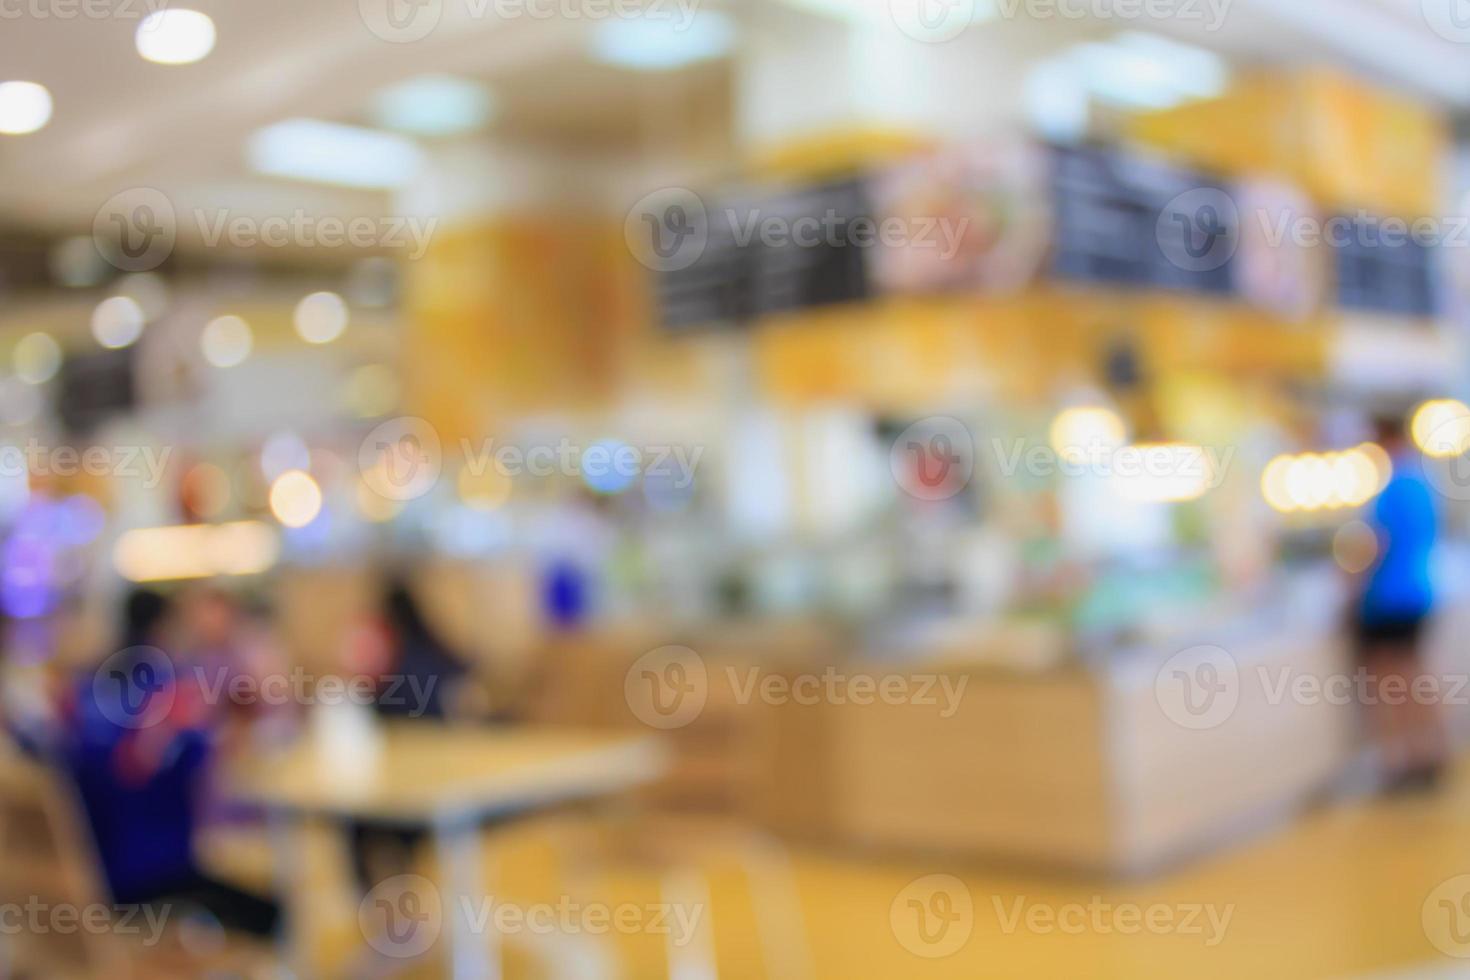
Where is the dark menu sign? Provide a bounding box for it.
[748,179,873,318]
[1049,144,1236,295]
[1330,214,1438,317]
[58,348,135,436]
[654,179,874,331]
[654,193,754,332]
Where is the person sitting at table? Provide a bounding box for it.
[24,588,281,938]
[344,574,494,891]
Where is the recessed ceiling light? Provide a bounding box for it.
[248,119,424,189]
[136,9,216,66]
[201,315,252,368]
[0,82,52,135]
[294,291,349,344]
[91,296,146,349]
[373,75,495,137]
[592,12,735,71]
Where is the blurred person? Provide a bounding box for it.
[345,574,494,893]
[1355,415,1446,791]
[20,588,280,938]
[178,585,296,744]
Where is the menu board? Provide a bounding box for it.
[58,348,135,436]
[1049,144,1236,295]
[747,178,873,318]
[655,179,874,331]
[654,192,754,332]
[1331,214,1438,317]
[868,141,1050,294]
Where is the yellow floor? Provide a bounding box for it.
[211,755,1470,979]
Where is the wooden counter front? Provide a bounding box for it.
[752,622,1351,875]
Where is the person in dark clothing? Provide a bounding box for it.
[374,579,472,720]
[48,589,281,938]
[348,575,489,892]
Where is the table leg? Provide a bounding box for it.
[268,808,309,980]
[434,816,497,980]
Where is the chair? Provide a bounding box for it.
[0,740,276,978]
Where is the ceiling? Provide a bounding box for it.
[0,0,1465,252]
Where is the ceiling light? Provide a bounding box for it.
[373,75,494,137]
[293,291,349,344]
[269,470,323,528]
[136,9,216,66]
[248,119,424,190]
[114,521,279,582]
[1068,32,1229,112]
[0,82,52,135]
[593,12,735,71]
[201,315,252,368]
[91,296,145,349]
[13,333,61,384]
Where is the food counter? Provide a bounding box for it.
[751,580,1354,875]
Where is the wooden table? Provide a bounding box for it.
[231,724,669,980]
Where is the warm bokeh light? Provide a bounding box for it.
[1262,447,1388,513]
[0,81,52,135]
[201,315,253,368]
[1108,443,1212,503]
[90,296,146,349]
[113,521,279,582]
[13,332,61,385]
[1411,399,1470,459]
[136,9,216,65]
[1049,406,1127,461]
[268,470,323,528]
[293,291,349,344]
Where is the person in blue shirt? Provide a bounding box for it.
[27,589,280,938]
[1356,416,1446,792]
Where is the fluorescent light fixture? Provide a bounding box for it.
[1114,31,1228,100]
[778,0,995,27]
[373,75,494,137]
[1025,58,1090,141]
[248,118,424,189]
[1069,32,1229,112]
[593,12,735,71]
[0,81,52,135]
[114,521,280,582]
[136,9,216,66]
